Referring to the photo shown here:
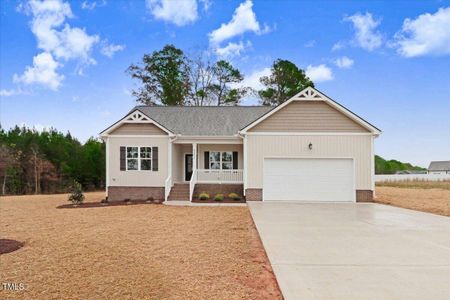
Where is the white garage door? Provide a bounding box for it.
[263,158,355,202]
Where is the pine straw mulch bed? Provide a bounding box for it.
[192,198,246,203]
[0,192,282,299]
[375,186,450,217]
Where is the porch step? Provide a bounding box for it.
[168,183,190,201]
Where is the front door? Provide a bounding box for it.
[185,154,193,181]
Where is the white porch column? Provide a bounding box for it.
[192,142,197,171]
[168,138,172,180]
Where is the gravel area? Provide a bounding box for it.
[0,192,281,299]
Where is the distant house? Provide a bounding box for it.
[428,161,450,174]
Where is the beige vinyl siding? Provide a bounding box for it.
[249,101,369,132]
[108,136,168,187]
[246,135,372,190]
[110,123,167,135]
[198,144,243,169]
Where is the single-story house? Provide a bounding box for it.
[428,161,450,174]
[100,87,381,202]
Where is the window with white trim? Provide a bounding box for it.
[209,151,233,170]
[126,146,152,171]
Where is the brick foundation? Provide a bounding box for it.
[356,190,374,202]
[194,184,243,199]
[245,188,263,201]
[107,186,164,202]
[244,188,373,202]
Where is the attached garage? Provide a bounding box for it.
[263,158,355,202]
[241,87,381,202]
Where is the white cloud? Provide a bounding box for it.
[13,52,64,90]
[233,67,271,90]
[331,41,345,51]
[13,0,120,91]
[146,0,198,26]
[81,0,107,10]
[100,41,126,58]
[392,7,450,57]
[209,0,269,45]
[0,89,16,97]
[305,64,334,82]
[0,88,26,97]
[344,12,383,51]
[25,0,99,64]
[215,41,251,58]
[334,56,354,69]
[54,25,99,63]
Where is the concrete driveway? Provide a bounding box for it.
[248,202,450,300]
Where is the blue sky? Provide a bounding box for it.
[1,0,450,167]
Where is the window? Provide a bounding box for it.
[126,147,138,170]
[140,147,152,170]
[126,146,152,171]
[209,151,233,170]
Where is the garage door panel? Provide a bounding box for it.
[263,158,354,202]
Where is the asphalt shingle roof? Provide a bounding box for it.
[135,106,273,136]
[428,161,450,171]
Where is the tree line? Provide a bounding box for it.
[375,155,426,174]
[0,126,105,195]
[127,44,314,106]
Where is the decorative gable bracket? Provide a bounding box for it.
[125,111,151,122]
[292,86,325,101]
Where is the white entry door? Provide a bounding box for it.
[263,158,355,202]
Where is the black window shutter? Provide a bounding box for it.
[120,146,126,171]
[204,151,209,169]
[232,152,238,169]
[152,147,158,171]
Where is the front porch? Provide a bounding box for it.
[165,140,245,201]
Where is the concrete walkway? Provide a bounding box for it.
[248,202,450,300]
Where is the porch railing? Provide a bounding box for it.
[196,169,244,183]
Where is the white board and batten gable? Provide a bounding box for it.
[100,109,174,139]
[240,87,381,135]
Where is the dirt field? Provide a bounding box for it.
[376,186,450,217]
[0,192,281,299]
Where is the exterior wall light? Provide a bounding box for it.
[308,143,313,150]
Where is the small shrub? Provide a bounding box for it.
[146,196,154,202]
[214,193,224,201]
[228,193,241,201]
[68,181,85,205]
[199,192,210,200]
